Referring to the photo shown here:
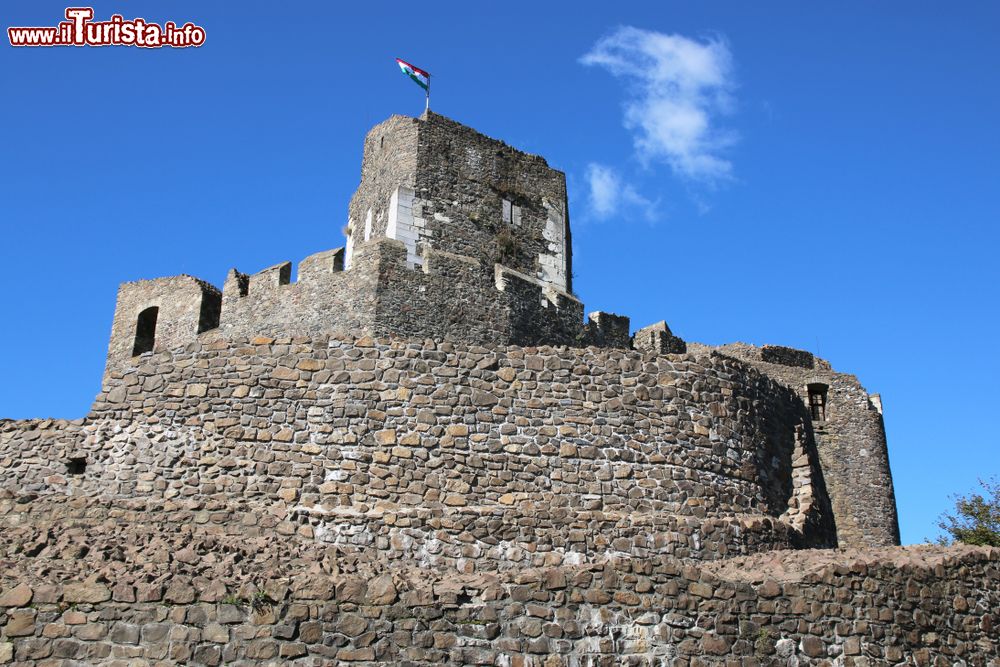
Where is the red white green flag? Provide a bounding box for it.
[396,58,430,91]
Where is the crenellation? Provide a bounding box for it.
[297,247,345,281]
[584,311,631,349]
[104,275,221,377]
[633,320,687,355]
[222,267,249,298]
[247,261,291,296]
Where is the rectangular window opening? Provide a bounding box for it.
[808,384,828,422]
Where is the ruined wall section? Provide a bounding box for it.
[705,342,901,549]
[0,420,88,496]
[2,336,837,564]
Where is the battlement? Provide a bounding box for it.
[104,275,221,373]
[221,248,347,301]
[105,238,608,377]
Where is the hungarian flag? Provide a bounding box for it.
[396,58,430,91]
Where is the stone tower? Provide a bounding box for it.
[346,112,572,294]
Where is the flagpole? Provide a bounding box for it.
[425,75,430,113]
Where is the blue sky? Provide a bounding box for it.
[1,1,997,545]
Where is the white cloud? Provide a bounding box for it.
[581,26,736,182]
[585,163,657,222]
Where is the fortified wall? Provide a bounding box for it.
[1,111,997,665]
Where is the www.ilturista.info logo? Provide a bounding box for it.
[8,8,205,48]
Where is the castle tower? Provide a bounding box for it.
[97,113,899,553]
[345,112,573,294]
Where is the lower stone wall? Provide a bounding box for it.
[0,494,794,589]
[1,492,996,666]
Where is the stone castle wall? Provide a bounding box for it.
[104,237,591,377]
[2,334,840,567]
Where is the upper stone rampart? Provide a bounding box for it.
[6,333,838,565]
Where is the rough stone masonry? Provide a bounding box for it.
[0,111,997,665]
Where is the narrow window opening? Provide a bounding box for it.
[807,383,828,422]
[380,136,385,149]
[66,457,87,476]
[132,306,159,356]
